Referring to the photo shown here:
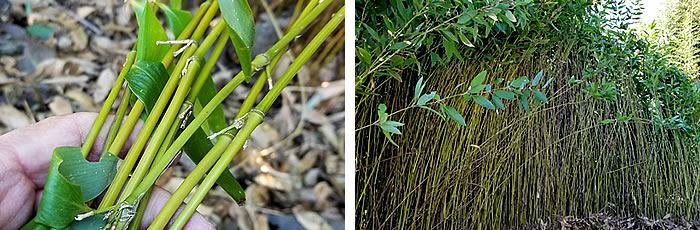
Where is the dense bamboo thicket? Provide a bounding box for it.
[356,0,700,228]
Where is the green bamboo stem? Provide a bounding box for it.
[150,30,231,163]
[162,1,213,69]
[118,20,226,203]
[101,85,133,156]
[99,45,199,209]
[106,101,144,155]
[120,54,203,203]
[169,111,264,230]
[146,135,232,229]
[169,7,345,228]
[123,0,335,205]
[81,51,136,157]
[149,42,266,227]
[191,0,220,43]
[187,30,229,103]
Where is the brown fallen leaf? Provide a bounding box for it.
[48,96,73,115]
[93,68,115,103]
[0,104,33,129]
[292,206,332,230]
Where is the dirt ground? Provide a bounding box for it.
[0,0,345,229]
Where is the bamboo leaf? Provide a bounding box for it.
[511,76,529,89]
[520,92,530,113]
[196,75,227,132]
[382,130,399,146]
[390,41,410,50]
[492,95,505,109]
[494,90,515,100]
[70,214,106,229]
[471,70,487,88]
[419,105,445,119]
[136,2,170,62]
[380,123,402,134]
[125,61,169,115]
[505,10,517,23]
[441,105,466,125]
[183,128,246,203]
[469,84,486,93]
[532,70,543,86]
[219,0,255,82]
[31,147,118,229]
[542,77,554,89]
[157,2,192,38]
[533,90,549,103]
[417,91,436,105]
[472,95,495,110]
[414,77,424,101]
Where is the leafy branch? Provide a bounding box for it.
[360,70,553,146]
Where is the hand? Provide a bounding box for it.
[0,112,214,230]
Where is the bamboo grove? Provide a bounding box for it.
[356,0,700,228]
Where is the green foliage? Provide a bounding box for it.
[219,0,255,82]
[157,2,192,38]
[25,147,118,229]
[136,3,170,62]
[124,61,169,115]
[374,70,550,142]
[356,0,538,90]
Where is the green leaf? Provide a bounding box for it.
[70,214,106,229]
[494,78,504,85]
[382,130,399,147]
[34,147,118,228]
[380,123,402,135]
[469,84,486,93]
[170,0,182,9]
[533,90,548,103]
[417,91,436,105]
[520,92,530,113]
[196,75,227,132]
[58,152,119,201]
[125,61,169,115]
[492,95,505,109]
[21,218,49,230]
[183,128,246,203]
[542,77,554,89]
[473,95,495,110]
[471,71,487,88]
[378,104,388,122]
[357,47,371,64]
[390,41,410,50]
[157,2,192,38]
[441,105,465,125]
[600,119,614,124]
[505,10,517,23]
[511,76,529,89]
[219,0,255,82]
[137,3,170,62]
[26,24,53,39]
[383,121,404,127]
[532,70,543,86]
[494,90,515,100]
[419,105,445,119]
[414,77,424,101]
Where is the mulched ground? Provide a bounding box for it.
[539,214,700,230]
[0,0,345,229]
